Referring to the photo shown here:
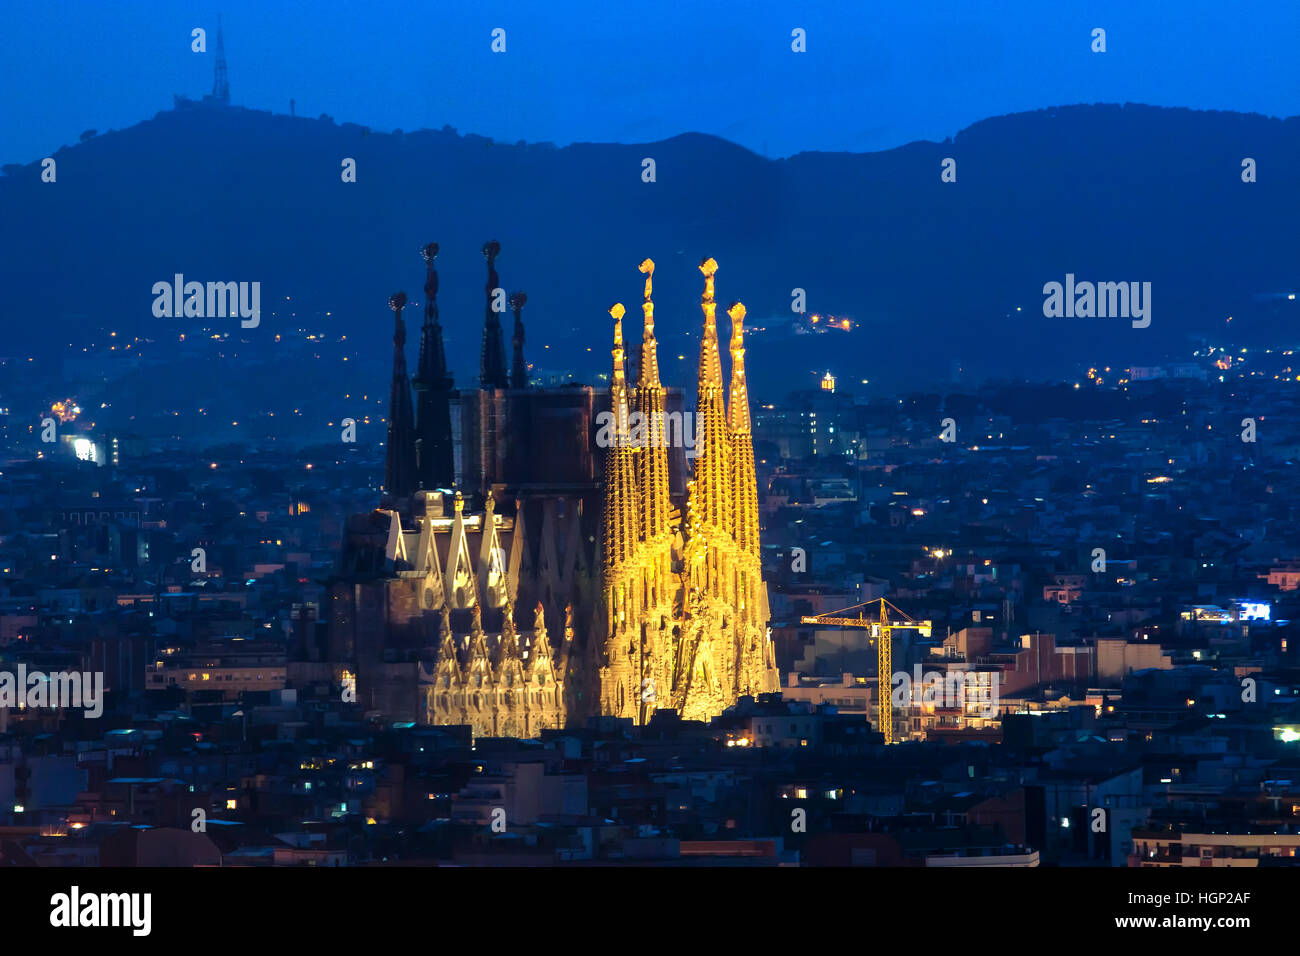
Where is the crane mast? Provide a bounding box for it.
[800,598,931,744]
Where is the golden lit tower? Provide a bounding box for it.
[728,300,775,696]
[601,303,639,598]
[672,258,738,720]
[599,302,644,719]
[685,257,733,596]
[635,260,673,571]
[630,259,676,723]
[727,301,761,564]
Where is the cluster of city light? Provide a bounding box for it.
[806,314,853,331]
[50,399,81,422]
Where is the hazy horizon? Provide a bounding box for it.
[3,0,1298,166]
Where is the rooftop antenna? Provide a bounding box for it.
[213,14,230,104]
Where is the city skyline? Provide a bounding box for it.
[0,4,1295,930]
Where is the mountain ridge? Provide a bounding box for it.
[2,101,1298,396]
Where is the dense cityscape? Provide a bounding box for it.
[5,315,1300,868]
[2,5,1295,941]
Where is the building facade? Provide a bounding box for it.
[325,245,778,736]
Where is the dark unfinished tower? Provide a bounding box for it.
[412,243,455,489]
[479,241,509,389]
[383,292,417,503]
[510,292,529,389]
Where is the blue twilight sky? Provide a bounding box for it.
[1,0,1297,167]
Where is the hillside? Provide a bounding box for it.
[2,101,1298,398]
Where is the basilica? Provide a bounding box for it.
[321,242,778,737]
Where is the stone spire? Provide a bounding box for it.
[527,601,551,674]
[413,243,455,490]
[728,302,760,558]
[496,601,522,680]
[509,292,529,388]
[479,240,509,389]
[383,292,417,502]
[602,303,639,596]
[685,258,733,577]
[635,259,672,546]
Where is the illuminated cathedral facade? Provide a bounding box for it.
[323,243,777,737]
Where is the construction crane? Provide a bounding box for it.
[800,599,931,744]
